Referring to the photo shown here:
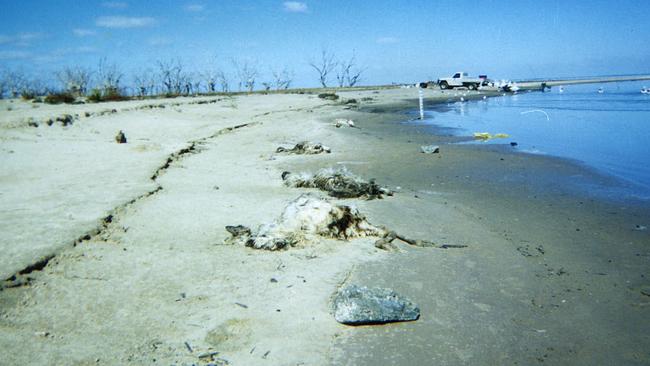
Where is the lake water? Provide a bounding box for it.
[415,82,650,200]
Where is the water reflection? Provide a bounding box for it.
[412,82,650,196]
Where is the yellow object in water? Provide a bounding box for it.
[473,132,510,140]
[473,132,491,140]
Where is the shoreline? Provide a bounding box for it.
[324,90,650,365]
[1,88,648,365]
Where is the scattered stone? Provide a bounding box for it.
[282,167,391,200]
[420,145,440,154]
[56,114,74,126]
[634,225,647,231]
[276,141,331,155]
[333,285,420,325]
[115,130,127,144]
[517,244,545,257]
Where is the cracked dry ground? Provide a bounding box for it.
[0,94,376,365]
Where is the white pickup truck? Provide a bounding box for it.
[437,72,488,90]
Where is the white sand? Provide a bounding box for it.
[0,92,400,364]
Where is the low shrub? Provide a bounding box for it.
[87,88,129,103]
[318,92,339,100]
[20,91,37,100]
[102,88,129,102]
[44,92,75,104]
[87,88,103,103]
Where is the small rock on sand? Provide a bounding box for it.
[333,285,420,325]
[115,130,127,144]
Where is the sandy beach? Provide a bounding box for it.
[1,88,649,365]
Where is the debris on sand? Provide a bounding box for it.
[276,141,331,155]
[224,225,252,245]
[420,145,440,154]
[224,195,383,250]
[56,114,74,126]
[318,92,339,101]
[372,230,467,251]
[115,130,127,144]
[224,195,467,251]
[334,118,357,128]
[282,167,391,200]
[333,285,420,325]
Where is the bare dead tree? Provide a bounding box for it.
[272,67,294,90]
[335,63,347,88]
[133,68,156,97]
[336,51,366,87]
[0,69,43,99]
[57,66,92,95]
[203,69,217,93]
[216,70,229,92]
[21,77,47,98]
[0,68,6,99]
[309,49,337,88]
[346,67,365,87]
[157,59,184,95]
[192,76,201,95]
[4,69,27,98]
[179,72,199,96]
[201,56,221,93]
[232,59,258,92]
[0,69,7,99]
[97,57,123,95]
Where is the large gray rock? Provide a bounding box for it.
[333,285,420,325]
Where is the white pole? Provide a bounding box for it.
[418,88,424,120]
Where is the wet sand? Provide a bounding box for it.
[319,99,650,365]
[0,88,648,365]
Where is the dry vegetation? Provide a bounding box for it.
[0,48,377,104]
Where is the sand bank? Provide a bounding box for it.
[0,88,648,365]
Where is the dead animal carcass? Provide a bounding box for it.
[224,195,467,251]
[334,119,357,128]
[276,141,331,155]
[282,168,391,200]
[224,195,383,250]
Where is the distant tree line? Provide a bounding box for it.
[0,49,365,102]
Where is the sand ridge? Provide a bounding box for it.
[0,90,415,364]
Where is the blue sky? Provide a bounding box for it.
[1,0,649,88]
